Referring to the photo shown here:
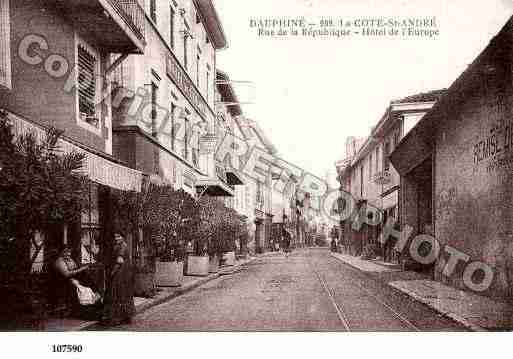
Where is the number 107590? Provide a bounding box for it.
[51,345,83,353]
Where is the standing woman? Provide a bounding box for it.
[102,233,135,326]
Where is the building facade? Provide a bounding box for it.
[0,0,146,273]
[111,0,231,199]
[336,91,444,261]
[391,17,513,301]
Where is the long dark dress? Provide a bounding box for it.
[102,240,135,325]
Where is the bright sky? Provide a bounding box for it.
[215,0,513,180]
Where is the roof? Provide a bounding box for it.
[390,89,447,105]
[245,118,278,155]
[193,0,228,50]
[390,16,513,175]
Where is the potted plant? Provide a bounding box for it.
[187,197,217,276]
[156,234,186,287]
[221,208,239,266]
[155,189,193,286]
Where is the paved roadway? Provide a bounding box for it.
[115,248,467,331]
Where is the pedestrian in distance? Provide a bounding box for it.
[282,229,292,258]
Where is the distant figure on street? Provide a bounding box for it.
[282,229,292,258]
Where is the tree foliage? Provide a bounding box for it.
[0,111,87,274]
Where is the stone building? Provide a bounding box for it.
[336,90,445,261]
[390,17,513,300]
[111,0,231,199]
[0,0,145,273]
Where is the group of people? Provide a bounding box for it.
[271,229,292,257]
[52,233,135,326]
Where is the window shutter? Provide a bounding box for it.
[0,0,11,89]
[78,44,97,119]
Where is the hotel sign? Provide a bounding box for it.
[166,54,210,121]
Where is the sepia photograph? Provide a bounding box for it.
[1,0,513,356]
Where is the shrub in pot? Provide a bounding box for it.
[156,236,186,287]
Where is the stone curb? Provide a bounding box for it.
[388,282,486,332]
[329,252,482,332]
[329,252,396,272]
[78,257,257,331]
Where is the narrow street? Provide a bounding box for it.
[113,249,467,331]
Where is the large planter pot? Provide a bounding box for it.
[156,261,184,287]
[209,256,220,273]
[222,251,236,266]
[134,271,157,297]
[186,256,209,276]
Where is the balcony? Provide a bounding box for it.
[372,169,392,185]
[194,163,234,197]
[50,0,145,53]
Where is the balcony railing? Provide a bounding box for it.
[107,0,146,42]
[372,169,391,185]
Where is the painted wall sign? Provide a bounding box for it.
[473,120,513,168]
[166,54,211,122]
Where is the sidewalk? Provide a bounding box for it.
[330,252,513,331]
[44,256,256,331]
[331,252,402,273]
[389,280,513,331]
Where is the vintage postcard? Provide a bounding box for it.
[0,0,512,357]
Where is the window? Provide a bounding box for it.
[196,55,200,87]
[206,71,210,102]
[394,131,400,148]
[183,118,189,159]
[151,82,158,136]
[77,41,101,130]
[196,12,201,24]
[360,166,364,197]
[384,142,391,170]
[0,0,11,90]
[170,103,176,150]
[183,35,188,69]
[369,153,373,179]
[375,147,379,173]
[169,5,175,48]
[150,0,157,23]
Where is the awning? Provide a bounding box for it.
[225,167,245,185]
[195,176,234,197]
[7,111,143,192]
